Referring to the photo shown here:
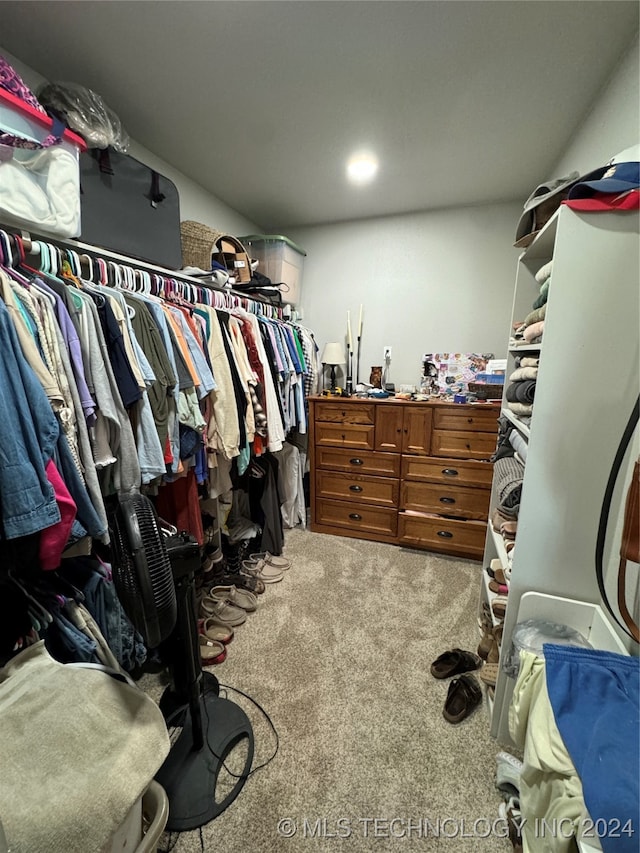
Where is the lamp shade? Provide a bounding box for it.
[321,342,345,365]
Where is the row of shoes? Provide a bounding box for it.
[477,560,510,692]
[196,549,291,665]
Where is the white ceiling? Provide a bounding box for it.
[1,1,638,230]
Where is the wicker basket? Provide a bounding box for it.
[180,220,223,270]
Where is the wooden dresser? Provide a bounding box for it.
[308,397,499,560]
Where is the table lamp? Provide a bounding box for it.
[321,342,345,392]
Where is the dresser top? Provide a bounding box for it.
[308,395,500,412]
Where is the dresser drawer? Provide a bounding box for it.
[315,402,375,424]
[401,480,490,520]
[432,408,499,433]
[430,429,497,460]
[401,456,493,488]
[316,447,400,478]
[398,513,486,558]
[316,471,399,508]
[316,499,397,537]
[315,422,375,451]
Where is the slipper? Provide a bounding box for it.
[479,663,499,686]
[208,584,258,612]
[491,595,509,619]
[487,566,507,585]
[443,674,482,723]
[489,579,509,595]
[430,648,482,679]
[199,617,234,645]
[245,551,291,570]
[198,594,247,626]
[199,636,227,665]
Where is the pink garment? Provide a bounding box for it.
[39,460,77,570]
[523,320,545,342]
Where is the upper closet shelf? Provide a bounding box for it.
[508,343,542,354]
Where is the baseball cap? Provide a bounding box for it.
[567,145,640,200]
[514,171,580,248]
[563,188,639,212]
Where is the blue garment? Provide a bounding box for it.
[47,611,98,663]
[54,429,107,540]
[0,299,61,538]
[544,644,639,853]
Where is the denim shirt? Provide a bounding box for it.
[0,299,61,538]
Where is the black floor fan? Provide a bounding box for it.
[108,493,254,832]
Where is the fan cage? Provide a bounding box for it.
[110,494,178,648]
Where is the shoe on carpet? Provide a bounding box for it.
[198,594,247,626]
[242,559,284,583]
[244,551,291,570]
[199,636,227,666]
[208,584,258,612]
[430,648,483,679]
[442,674,482,723]
[198,617,234,645]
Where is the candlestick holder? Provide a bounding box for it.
[345,349,353,396]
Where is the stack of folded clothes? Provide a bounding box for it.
[490,418,526,563]
[509,260,551,348]
[505,356,538,420]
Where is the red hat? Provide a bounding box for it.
[563,188,639,212]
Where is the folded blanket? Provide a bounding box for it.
[524,321,545,342]
[509,366,538,382]
[535,260,553,283]
[493,454,525,514]
[509,430,528,462]
[523,304,547,327]
[508,401,534,417]
[506,380,536,405]
[514,356,539,368]
[533,279,550,310]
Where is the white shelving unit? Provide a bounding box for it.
[478,205,639,746]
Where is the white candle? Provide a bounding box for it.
[358,304,363,337]
[347,311,353,349]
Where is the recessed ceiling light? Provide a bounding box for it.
[346,151,379,185]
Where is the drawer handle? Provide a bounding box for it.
[466,443,471,450]
[437,530,453,538]
[341,411,346,417]
[439,497,456,504]
[350,458,364,466]
[349,485,363,492]
[467,417,473,423]
[349,513,362,520]
[442,468,459,476]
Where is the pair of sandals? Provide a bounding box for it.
[430,648,484,724]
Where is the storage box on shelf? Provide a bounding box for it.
[0,88,86,239]
[478,205,639,747]
[309,397,499,559]
[240,234,306,306]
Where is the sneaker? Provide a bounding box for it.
[242,559,284,583]
[496,751,523,799]
[198,594,247,626]
[208,584,258,613]
[244,551,291,570]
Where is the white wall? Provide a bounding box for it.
[552,35,639,177]
[289,203,520,388]
[0,47,261,237]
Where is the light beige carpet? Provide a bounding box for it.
[142,529,513,852]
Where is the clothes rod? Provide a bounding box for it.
[0,223,288,316]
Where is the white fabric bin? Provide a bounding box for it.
[0,88,85,238]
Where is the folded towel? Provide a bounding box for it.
[508,401,534,417]
[515,356,539,368]
[533,279,550,310]
[509,430,528,462]
[509,366,538,382]
[523,304,547,327]
[523,321,545,342]
[535,260,553,283]
[506,380,536,404]
[493,455,525,514]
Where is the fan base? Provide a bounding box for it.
[155,691,254,831]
